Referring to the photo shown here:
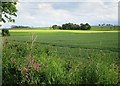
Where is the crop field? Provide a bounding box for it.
[1,29,119,85]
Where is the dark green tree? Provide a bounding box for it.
[85,23,91,30]
[52,23,91,30]
[1,2,17,23]
[80,23,86,30]
[61,23,80,30]
[52,25,61,30]
[80,23,91,30]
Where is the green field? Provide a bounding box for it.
[91,26,120,31]
[9,30,119,51]
[2,29,119,85]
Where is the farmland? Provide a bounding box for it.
[1,29,119,85]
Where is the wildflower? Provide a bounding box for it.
[25,75,28,80]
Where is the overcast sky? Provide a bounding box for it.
[1,0,118,28]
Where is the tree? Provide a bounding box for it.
[52,25,61,30]
[52,23,91,30]
[85,23,91,30]
[80,23,86,30]
[61,23,80,30]
[11,25,30,28]
[80,23,91,30]
[98,24,100,26]
[0,1,17,36]
[72,24,80,30]
[1,1,17,23]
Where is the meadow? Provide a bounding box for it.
[1,28,119,85]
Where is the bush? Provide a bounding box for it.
[1,29,10,36]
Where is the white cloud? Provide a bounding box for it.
[18,0,118,2]
[71,2,118,24]
[37,3,71,20]
[15,3,74,26]
[1,1,118,28]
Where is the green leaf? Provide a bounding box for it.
[1,2,17,24]
[4,14,8,19]
[2,18,6,23]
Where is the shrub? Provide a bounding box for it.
[1,29,10,36]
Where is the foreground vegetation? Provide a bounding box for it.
[1,30,119,85]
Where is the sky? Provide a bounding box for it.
[1,0,119,28]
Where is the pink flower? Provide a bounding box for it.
[25,75,28,80]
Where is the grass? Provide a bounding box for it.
[1,29,119,85]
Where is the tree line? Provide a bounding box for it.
[11,25,30,28]
[98,24,115,27]
[52,23,91,30]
